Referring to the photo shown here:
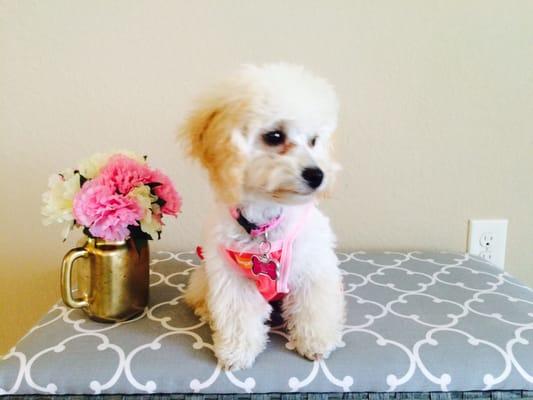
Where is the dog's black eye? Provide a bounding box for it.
[309,136,318,147]
[262,130,286,146]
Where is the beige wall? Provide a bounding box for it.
[1,0,532,354]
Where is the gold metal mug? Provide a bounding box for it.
[61,238,149,322]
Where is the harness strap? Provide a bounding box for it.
[277,203,313,293]
[223,203,314,301]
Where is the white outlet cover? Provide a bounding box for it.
[468,219,508,269]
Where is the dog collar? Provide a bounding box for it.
[230,207,284,238]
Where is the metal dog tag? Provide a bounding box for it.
[251,233,280,280]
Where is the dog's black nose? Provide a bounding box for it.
[302,167,324,189]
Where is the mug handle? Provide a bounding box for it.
[61,247,89,308]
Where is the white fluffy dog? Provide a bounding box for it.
[181,63,345,370]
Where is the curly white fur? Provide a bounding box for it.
[181,63,346,370]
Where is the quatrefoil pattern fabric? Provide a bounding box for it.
[1,251,532,395]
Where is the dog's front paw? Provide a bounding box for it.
[215,344,260,371]
[291,331,342,361]
[213,331,265,370]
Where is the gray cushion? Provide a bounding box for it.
[1,251,532,395]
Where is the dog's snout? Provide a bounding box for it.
[302,167,324,189]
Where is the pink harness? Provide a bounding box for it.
[222,204,313,302]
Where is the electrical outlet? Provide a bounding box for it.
[479,250,494,263]
[468,219,508,269]
[479,232,495,248]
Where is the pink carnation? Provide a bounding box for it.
[73,179,143,241]
[151,169,182,216]
[99,154,152,194]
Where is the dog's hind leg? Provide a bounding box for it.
[184,266,210,322]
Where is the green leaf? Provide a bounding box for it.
[128,225,151,255]
[82,227,94,238]
[128,225,153,241]
[154,197,166,208]
[79,174,88,187]
[132,236,148,256]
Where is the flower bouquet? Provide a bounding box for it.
[42,151,181,321]
[42,151,181,242]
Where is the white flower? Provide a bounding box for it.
[77,152,110,179]
[77,150,146,179]
[129,185,162,239]
[129,184,156,212]
[116,150,146,164]
[140,209,163,240]
[41,169,80,225]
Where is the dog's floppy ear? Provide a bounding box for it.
[181,97,248,204]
